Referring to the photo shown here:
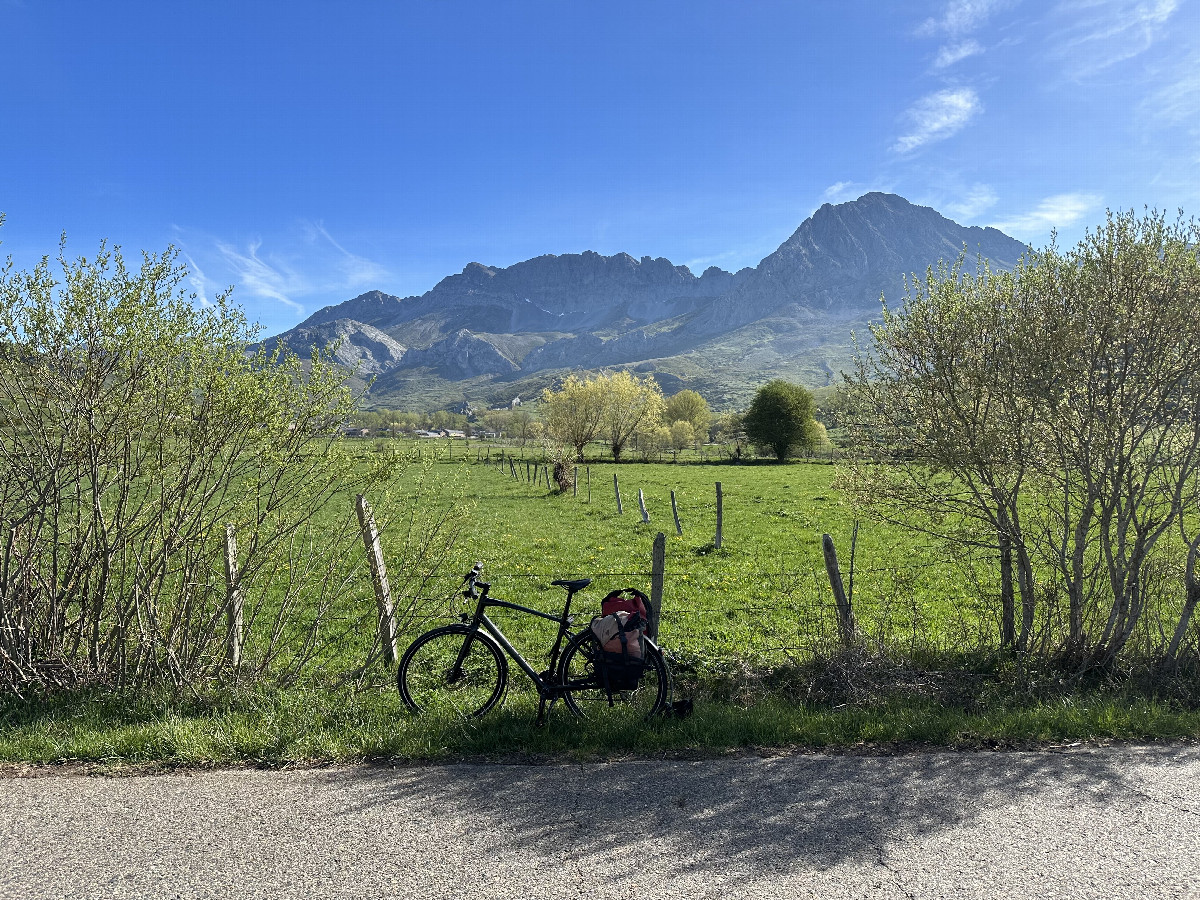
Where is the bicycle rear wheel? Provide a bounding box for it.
[397,624,507,717]
[557,628,669,722]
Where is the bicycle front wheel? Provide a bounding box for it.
[557,628,669,722]
[397,625,507,718]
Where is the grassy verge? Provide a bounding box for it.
[3,680,1197,768]
[4,455,1199,767]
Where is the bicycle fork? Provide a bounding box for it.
[448,629,480,684]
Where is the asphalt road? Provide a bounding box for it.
[2,745,1198,899]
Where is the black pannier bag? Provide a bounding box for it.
[589,606,648,694]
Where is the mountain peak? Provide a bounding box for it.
[295,288,406,330]
[268,193,1032,408]
[742,191,1029,314]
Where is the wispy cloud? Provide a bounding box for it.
[989,192,1103,235]
[918,0,1008,67]
[820,181,889,204]
[300,220,390,288]
[893,88,982,152]
[174,221,392,328]
[180,251,218,306]
[1145,56,1200,125]
[934,39,984,67]
[918,0,1008,36]
[1051,0,1180,77]
[214,238,306,315]
[945,184,999,220]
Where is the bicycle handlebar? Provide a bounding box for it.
[463,562,486,599]
[463,563,586,603]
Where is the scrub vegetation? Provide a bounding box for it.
[3,211,1200,765]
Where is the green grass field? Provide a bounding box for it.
[3,442,1198,765]
[428,448,993,662]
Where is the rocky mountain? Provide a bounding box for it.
[695,192,1026,331]
[266,193,1029,410]
[271,318,406,375]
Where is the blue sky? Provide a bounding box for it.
[2,0,1197,336]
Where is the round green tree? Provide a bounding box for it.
[743,379,817,460]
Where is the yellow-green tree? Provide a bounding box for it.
[669,420,695,450]
[600,371,665,462]
[542,370,665,462]
[663,389,711,439]
[0,235,461,691]
[541,374,605,461]
[844,209,1200,666]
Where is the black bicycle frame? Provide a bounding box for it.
[454,583,578,698]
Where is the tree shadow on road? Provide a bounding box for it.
[324,744,1198,885]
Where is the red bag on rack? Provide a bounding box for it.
[600,588,650,620]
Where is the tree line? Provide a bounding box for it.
[841,209,1200,670]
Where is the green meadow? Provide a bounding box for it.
[447,450,978,665]
[3,443,1198,766]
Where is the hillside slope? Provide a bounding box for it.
[266,193,1028,410]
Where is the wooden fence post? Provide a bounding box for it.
[355,494,399,665]
[715,482,723,549]
[223,524,244,667]
[638,489,650,523]
[509,458,517,479]
[587,466,591,503]
[573,466,578,497]
[670,490,682,536]
[614,473,623,514]
[648,532,665,641]
[821,533,858,647]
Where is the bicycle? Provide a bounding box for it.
[396,563,671,724]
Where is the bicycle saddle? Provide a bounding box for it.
[551,578,591,592]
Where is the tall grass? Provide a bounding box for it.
[3,447,1198,763]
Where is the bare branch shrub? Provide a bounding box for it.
[0,237,465,696]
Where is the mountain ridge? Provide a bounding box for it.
[269,193,1029,410]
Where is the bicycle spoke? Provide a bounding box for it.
[558,630,668,722]
[398,626,506,717]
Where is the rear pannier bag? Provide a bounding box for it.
[601,588,650,619]
[589,608,647,693]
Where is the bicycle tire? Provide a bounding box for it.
[397,624,508,718]
[557,627,670,721]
